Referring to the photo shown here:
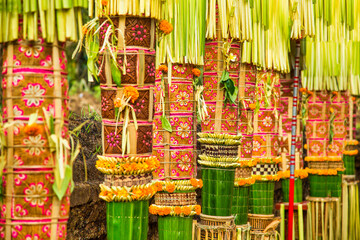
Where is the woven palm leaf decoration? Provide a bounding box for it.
[0,1,86,239]
[150,1,206,239]
[80,1,163,239]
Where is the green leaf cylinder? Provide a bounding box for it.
[202,167,235,216]
[308,174,342,197]
[249,181,275,215]
[343,155,356,175]
[107,200,149,240]
[232,186,250,225]
[281,178,303,203]
[158,216,193,240]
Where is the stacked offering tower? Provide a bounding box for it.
[83,1,162,239]
[0,2,86,239]
[150,1,206,239]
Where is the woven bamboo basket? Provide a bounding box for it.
[248,214,275,231]
[235,167,253,179]
[154,192,197,206]
[107,201,149,240]
[194,214,236,240]
[201,144,239,158]
[250,230,278,240]
[104,173,153,187]
[158,216,193,240]
[201,167,236,216]
[308,161,344,170]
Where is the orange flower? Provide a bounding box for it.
[116,188,129,198]
[149,205,157,215]
[158,64,168,73]
[192,68,201,77]
[174,206,182,215]
[190,178,198,188]
[82,26,88,35]
[165,183,175,193]
[198,179,203,188]
[124,86,139,103]
[299,88,307,93]
[159,20,173,34]
[163,207,171,215]
[352,97,356,101]
[307,90,313,95]
[182,206,191,216]
[329,108,334,114]
[249,103,256,110]
[101,0,108,5]
[154,182,163,192]
[304,144,307,150]
[24,124,42,136]
[195,205,201,215]
[131,189,143,200]
[332,91,338,96]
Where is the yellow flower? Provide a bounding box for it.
[228,53,237,62]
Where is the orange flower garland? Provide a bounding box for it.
[96,156,160,175]
[304,156,342,162]
[99,183,157,202]
[234,177,256,187]
[277,169,308,179]
[343,150,359,155]
[154,179,203,192]
[305,167,344,176]
[149,205,201,217]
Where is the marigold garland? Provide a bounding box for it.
[345,140,359,146]
[96,156,160,175]
[149,205,201,216]
[153,179,203,192]
[305,167,344,176]
[277,169,308,179]
[234,176,256,187]
[305,156,343,162]
[99,183,157,202]
[343,150,359,156]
